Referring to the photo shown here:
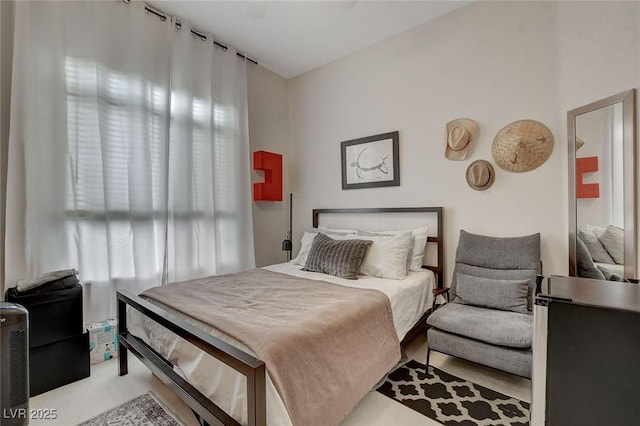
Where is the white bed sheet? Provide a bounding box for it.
[127,264,434,426]
[264,262,434,340]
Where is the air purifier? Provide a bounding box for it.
[1,302,29,426]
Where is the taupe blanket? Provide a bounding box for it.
[142,268,400,426]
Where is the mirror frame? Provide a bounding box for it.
[568,89,637,280]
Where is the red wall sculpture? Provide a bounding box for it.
[253,151,283,201]
[576,156,600,199]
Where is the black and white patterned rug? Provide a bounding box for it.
[77,392,184,426]
[377,360,530,425]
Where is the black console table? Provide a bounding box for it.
[532,276,640,425]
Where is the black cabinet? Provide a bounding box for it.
[29,332,90,396]
[532,276,640,425]
[5,285,90,396]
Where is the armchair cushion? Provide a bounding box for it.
[427,303,532,349]
[428,328,532,378]
[576,236,606,280]
[597,265,622,281]
[454,273,529,314]
[451,264,538,311]
[456,230,540,271]
[598,225,624,265]
[579,229,615,264]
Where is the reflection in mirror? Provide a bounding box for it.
[575,104,624,279]
[568,89,636,282]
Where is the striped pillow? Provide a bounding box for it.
[302,233,373,280]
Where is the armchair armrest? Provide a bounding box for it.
[535,275,544,295]
[431,287,450,311]
[432,287,450,299]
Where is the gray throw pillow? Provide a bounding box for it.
[451,264,537,311]
[598,225,624,265]
[578,230,615,264]
[453,273,529,314]
[302,233,373,280]
[576,236,606,280]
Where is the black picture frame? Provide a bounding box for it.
[341,131,400,190]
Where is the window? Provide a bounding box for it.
[64,57,243,282]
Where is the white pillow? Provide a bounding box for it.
[294,231,413,279]
[360,232,413,279]
[357,227,429,271]
[291,231,317,266]
[291,228,356,266]
[357,230,413,271]
[332,232,413,280]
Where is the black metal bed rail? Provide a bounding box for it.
[117,290,266,426]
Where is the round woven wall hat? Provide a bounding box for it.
[445,118,478,161]
[466,160,495,191]
[492,119,554,172]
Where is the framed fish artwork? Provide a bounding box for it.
[341,131,400,190]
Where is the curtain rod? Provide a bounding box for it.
[124,1,258,65]
[174,21,250,63]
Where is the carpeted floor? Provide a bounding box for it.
[77,392,184,426]
[377,360,530,426]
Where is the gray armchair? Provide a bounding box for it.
[426,230,541,378]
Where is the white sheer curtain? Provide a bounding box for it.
[6,1,254,322]
[167,23,253,282]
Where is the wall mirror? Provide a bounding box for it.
[568,89,637,281]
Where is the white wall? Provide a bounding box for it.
[247,64,291,266]
[287,0,640,283]
[555,0,640,273]
[0,0,15,295]
[289,1,566,284]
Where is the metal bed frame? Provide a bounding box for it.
[117,206,444,426]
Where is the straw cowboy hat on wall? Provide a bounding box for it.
[445,118,479,161]
[466,160,495,191]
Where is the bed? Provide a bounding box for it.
[117,207,444,426]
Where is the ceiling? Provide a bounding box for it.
[149,1,470,79]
